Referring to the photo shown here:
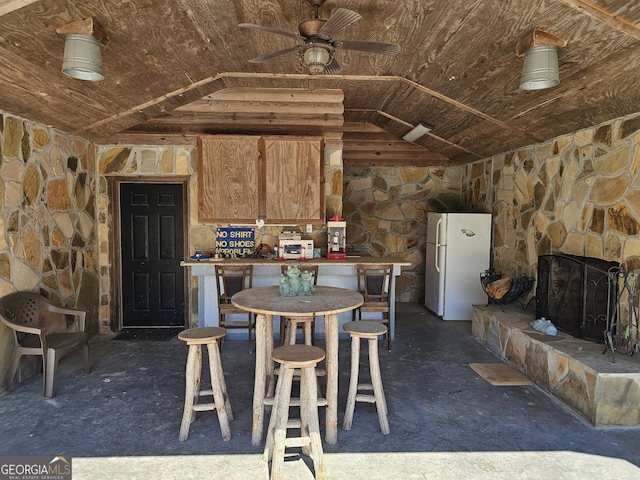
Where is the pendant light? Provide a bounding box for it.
[516,28,566,91]
[56,17,108,82]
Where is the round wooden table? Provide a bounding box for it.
[232,285,363,445]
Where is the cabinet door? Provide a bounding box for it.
[198,136,261,223]
[263,136,324,223]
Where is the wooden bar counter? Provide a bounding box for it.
[181,256,410,339]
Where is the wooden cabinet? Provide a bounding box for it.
[198,135,324,224]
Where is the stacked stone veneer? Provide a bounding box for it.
[466,113,640,281]
[0,114,99,390]
[473,304,640,426]
[344,113,640,305]
[95,145,343,333]
[343,166,466,302]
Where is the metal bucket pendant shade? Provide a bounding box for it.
[519,45,559,91]
[62,33,104,82]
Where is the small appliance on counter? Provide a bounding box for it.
[278,232,313,260]
[327,215,347,260]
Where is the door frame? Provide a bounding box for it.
[108,175,190,332]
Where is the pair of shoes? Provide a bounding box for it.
[530,318,557,336]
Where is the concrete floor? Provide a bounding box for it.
[1,303,640,479]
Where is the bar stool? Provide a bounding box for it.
[342,321,389,435]
[263,345,327,480]
[178,327,233,442]
[284,316,315,345]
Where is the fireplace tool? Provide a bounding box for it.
[604,266,640,363]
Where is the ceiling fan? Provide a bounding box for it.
[238,0,400,75]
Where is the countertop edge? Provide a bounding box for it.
[181,256,412,268]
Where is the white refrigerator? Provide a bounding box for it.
[424,212,492,320]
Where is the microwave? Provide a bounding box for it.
[279,239,314,260]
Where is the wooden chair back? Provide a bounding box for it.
[356,264,393,306]
[215,265,254,306]
[355,264,394,350]
[214,265,255,350]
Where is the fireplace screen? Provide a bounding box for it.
[536,254,619,343]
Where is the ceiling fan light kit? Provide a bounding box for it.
[403,122,434,142]
[302,45,332,74]
[239,0,399,75]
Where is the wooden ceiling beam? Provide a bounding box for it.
[557,0,640,40]
[103,129,344,147]
[100,134,198,147]
[401,77,544,144]
[202,88,344,104]
[0,0,38,16]
[81,72,540,150]
[343,152,448,167]
[343,140,431,153]
[144,112,343,127]
[77,75,229,136]
[179,99,343,115]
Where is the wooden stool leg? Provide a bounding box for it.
[263,363,286,462]
[179,344,200,441]
[303,319,313,346]
[302,366,327,479]
[211,339,233,421]
[279,317,286,345]
[269,368,294,480]
[342,335,360,430]
[368,338,389,434]
[207,342,232,441]
[299,365,311,457]
[266,316,276,399]
[252,315,267,446]
[287,320,296,345]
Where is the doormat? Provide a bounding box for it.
[112,328,183,341]
[469,362,533,386]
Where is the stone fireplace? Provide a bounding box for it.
[536,254,619,342]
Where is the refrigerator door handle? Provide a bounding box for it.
[434,218,442,273]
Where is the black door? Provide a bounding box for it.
[120,183,185,327]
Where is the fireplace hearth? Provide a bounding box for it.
[473,304,640,426]
[536,254,619,343]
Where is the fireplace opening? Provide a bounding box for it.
[536,254,619,343]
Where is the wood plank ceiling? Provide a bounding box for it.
[0,0,638,166]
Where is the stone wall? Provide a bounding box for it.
[343,165,466,302]
[96,144,343,333]
[465,113,640,282]
[0,113,99,390]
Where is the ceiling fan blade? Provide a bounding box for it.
[338,40,401,56]
[324,57,342,75]
[239,23,305,40]
[317,8,361,40]
[248,46,298,63]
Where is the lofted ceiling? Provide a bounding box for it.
[0,0,639,167]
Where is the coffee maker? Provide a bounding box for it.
[326,216,347,260]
